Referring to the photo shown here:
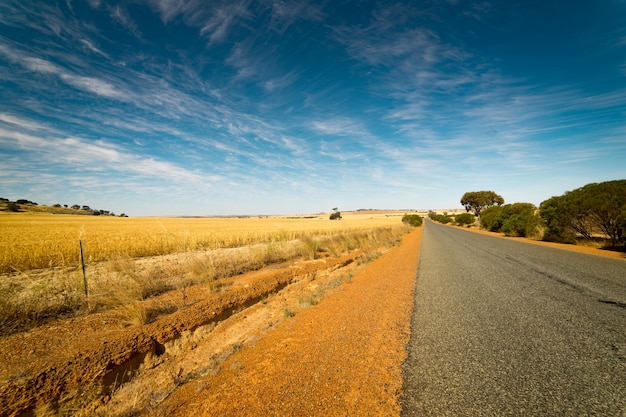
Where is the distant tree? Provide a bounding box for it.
[81,205,91,211]
[429,212,453,224]
[16,199,37,205]
[53,203,62,208]
[71,204,80,210]
[63,204,68,208]
[7,202,19,212]
[461,191,504,218]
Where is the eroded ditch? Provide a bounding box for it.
[1,250,361,417]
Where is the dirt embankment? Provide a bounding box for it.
[0,248,364,416]
[159,227,423,416]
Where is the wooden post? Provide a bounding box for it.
[80,240,88,298]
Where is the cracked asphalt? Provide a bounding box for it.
[401,220,626,416]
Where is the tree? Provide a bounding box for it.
[16,199,37,205]
[460,191,504,218]
[540,180,626,246]
[579,180,626,246]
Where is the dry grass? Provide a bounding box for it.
[0,213,412,335]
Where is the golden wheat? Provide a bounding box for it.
[0,211,414,334]
[0,212,406,273]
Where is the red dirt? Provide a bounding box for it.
[159,227,423,416]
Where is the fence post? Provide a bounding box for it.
[80,240,88,299]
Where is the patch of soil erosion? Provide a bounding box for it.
[0,228,423,417]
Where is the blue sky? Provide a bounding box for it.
[1,0,625,216]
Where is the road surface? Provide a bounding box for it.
[402,220,626,416]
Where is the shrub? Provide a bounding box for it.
[454,213,475,226]
[480,206,504,231]
[480,203,541,238]
[6,202,19,212]
[329,211,342,220]
[401,214,423,227]
[428,212,452,224]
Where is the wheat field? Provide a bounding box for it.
[0,211,407,274]
[0,211,413,334]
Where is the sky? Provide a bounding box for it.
[1,1,625,216]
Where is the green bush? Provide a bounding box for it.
[454,213,475,226]
[479,203,541,238]
[402,214,423,227]
[480,206,504,231]
[501,211,542,238]
[540,180,626,246]
[428,212,453,224]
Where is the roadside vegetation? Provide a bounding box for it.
[428,180,626,250]
[401,214,423,227]
[539,179,626,247]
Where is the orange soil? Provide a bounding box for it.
[159,227,423,416]
[3,223,621,416]
[0,251,361,416]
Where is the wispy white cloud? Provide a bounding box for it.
[80,39,109,58]
[310,118,370,137]
[0,113,50,131]
[269,0,324,32]
[199,1,252,44]
[109,4,142,38]
[0,125,211,183]
[0,44,126,99]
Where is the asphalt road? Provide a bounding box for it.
[401,220,626,416]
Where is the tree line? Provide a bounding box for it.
[430,180,626,247]
[0,198,127,217]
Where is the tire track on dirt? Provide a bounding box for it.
[159,227,423,416]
